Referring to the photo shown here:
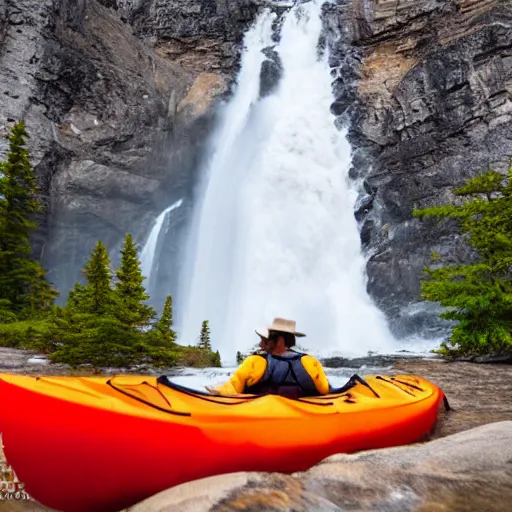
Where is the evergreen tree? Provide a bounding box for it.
[197,320,212,351]
[0,299,17,324]
[73,240,116,315]
[50,311,141,370]
[154,295,176,341]
[0,121,57,314]
[413,167,512,357]
[114,234,156,327]
[50,241,132,369]
[212,350,221,367]
[51,240,178,370]
[236,350,244,364]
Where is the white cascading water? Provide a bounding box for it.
[175,10,277,351]
[177,0,396,363]
[140,199,183,290]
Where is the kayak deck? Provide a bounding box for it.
[0,372,439,418]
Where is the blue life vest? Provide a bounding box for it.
[244,351,320,398]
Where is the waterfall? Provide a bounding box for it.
[176,0,396,363]
[175,10,277,351]
[140,199,183,292]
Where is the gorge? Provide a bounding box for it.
[0,0,511,358]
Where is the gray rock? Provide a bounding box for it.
[127,421,512,512]
[354,193,374,222]
[0,0,258,301]
[328,0,512,338]
[260,47,283,98]
[321,353,427,368]
[117,0,260,78]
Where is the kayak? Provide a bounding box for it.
[0,372,446,512]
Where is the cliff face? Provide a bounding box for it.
[116,0,259,75]
[328,0,512,339]
[0,0,257,297]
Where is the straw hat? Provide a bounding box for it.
[255,317,306,339]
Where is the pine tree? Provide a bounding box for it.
[236,350,244,364]
[154,295,176,341]
[50,241,133,369]
[212,350,221,367]
[143,296,179,367]
[114,233,156,327]
[0,121,57,315]
[197,320,212,351]
[413,167,512,358]
[50,311,141,370]
[74,240,116,315]
[51,240,178,370]
[0,299,17,324]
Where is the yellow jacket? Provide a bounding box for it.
[211,353,330,396]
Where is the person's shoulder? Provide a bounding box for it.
[241,353,268,367]
[301,354,324,366]
[238,354,267,375]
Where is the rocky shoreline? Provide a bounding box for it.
[393,357,512,440]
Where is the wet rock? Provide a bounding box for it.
[458,352,512,364]
[321,353,427,369]
[127,421,512,512]
[354,193,374,221]
[259,47,283,98]
[0,348,41,371]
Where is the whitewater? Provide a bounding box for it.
[171,0,397,364]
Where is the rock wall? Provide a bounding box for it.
[328,0,512,338]
[116,0,260,76]
[109,0,262,308]
[0,0,258,300]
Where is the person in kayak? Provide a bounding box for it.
[205,317,330,398]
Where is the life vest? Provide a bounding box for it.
[244,351,320,399]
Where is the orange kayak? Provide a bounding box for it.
[0,372,446,512]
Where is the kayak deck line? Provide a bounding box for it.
[106,378,192,417]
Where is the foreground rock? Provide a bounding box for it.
[128,421,512,511]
